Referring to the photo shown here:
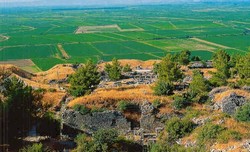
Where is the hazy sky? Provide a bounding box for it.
[0,0,248,7]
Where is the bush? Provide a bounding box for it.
[198,123,225,144]
[153,81,174,96]
[235,102,250,122]
[117,100,135,111]
[172,96,189,110]
[166,117,195,140]
[91,106,106,113]
[152,99,162,109]
[73,104,90,115]
[122,64,132,72]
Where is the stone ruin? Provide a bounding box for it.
[140,101,164,132]
[62,110,131,135]
[61,100,164,137]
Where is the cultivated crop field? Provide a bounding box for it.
[0,3,250,71]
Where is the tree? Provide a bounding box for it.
[173,50,191,65]
[69,59,101,97]
[188,70,209,103]
[156,54,183,83]
[0,77,40,146]
[235,102,250,122]
[153,80,174,96]
[172,95,190,110]
[210,50,230,86]
[235,53,250,86]
[105,58,122,81]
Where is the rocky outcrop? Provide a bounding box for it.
[189,61,213,69]
[211,92,246,115]
[140,101,164,132]
[62,109,131,135]
[209,87,229,100]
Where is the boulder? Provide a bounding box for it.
[211,92,246,115]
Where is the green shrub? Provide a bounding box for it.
[172,96,189,110]
[166,117,195,140]
[152,99,162,109]
[91,106,106,113]
[198,123,225,143]
[153,81,174,96]
[117,100,136,111]
[122,64,132,72]
[73,104,90,115]
[235,102,250,122]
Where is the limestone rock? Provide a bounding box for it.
[211,92,246,115]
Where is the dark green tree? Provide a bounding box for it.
[210,50,230,86]
[69,59,101,97]
[1,77,40,146]
[235,53,250,86]
[173,50,191,65]
[156,54,184,83]
[105,58,122,81]
[188,70,209,103]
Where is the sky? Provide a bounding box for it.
[0,0,248,7]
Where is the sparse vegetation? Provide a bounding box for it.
[197,123,225,144]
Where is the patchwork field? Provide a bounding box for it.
[0,3,249,71]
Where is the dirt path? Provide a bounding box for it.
[57,44,70,59]
[191,37,231,49]
[191,37,248,53]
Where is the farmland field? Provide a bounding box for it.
[0,3,250,71]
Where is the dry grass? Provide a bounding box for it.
[223,118,250,136]
[214,89,250,103]
[98,59,160,71]
[41,92,66,107]
[212,140,249,152]
[32,64,75,83]
[67,85,171,109]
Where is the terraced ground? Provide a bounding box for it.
[0,3,250,71]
